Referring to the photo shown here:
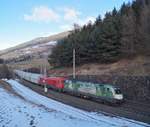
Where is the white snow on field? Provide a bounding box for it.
[0,79,149,127]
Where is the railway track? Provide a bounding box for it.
[121,102,150,117]
[6,79,150,124]
[126,99,150,108]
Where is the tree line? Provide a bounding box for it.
[0,58,11,79]
[48,0,150,67]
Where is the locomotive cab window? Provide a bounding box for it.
[115,88,121,94]
[107,88,110,91]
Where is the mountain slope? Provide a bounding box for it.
[0,31,70,60]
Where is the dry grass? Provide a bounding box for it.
[8,58,50,70]
[48,56,150,76]
[8,55,150,76]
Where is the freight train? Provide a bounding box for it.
[14,70,124,105]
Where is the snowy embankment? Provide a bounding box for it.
[0,79,149,127]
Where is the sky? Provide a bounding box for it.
[0,0,133,50]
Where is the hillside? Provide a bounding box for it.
[49,0,150,67]
[48,55,150,76]
[0,31,70,61]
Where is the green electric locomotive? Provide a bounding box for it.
[64,80,124,104]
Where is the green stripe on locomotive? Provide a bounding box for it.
[64,80,114,98]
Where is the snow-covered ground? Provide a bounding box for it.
[0,79,149,127]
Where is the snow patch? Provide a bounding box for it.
[0,79,148,127]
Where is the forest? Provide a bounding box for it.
[48,0,150,67]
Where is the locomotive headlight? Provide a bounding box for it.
[114,94,123,100]
[114,88,123,100]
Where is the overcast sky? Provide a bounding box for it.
[0,0,133,50]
